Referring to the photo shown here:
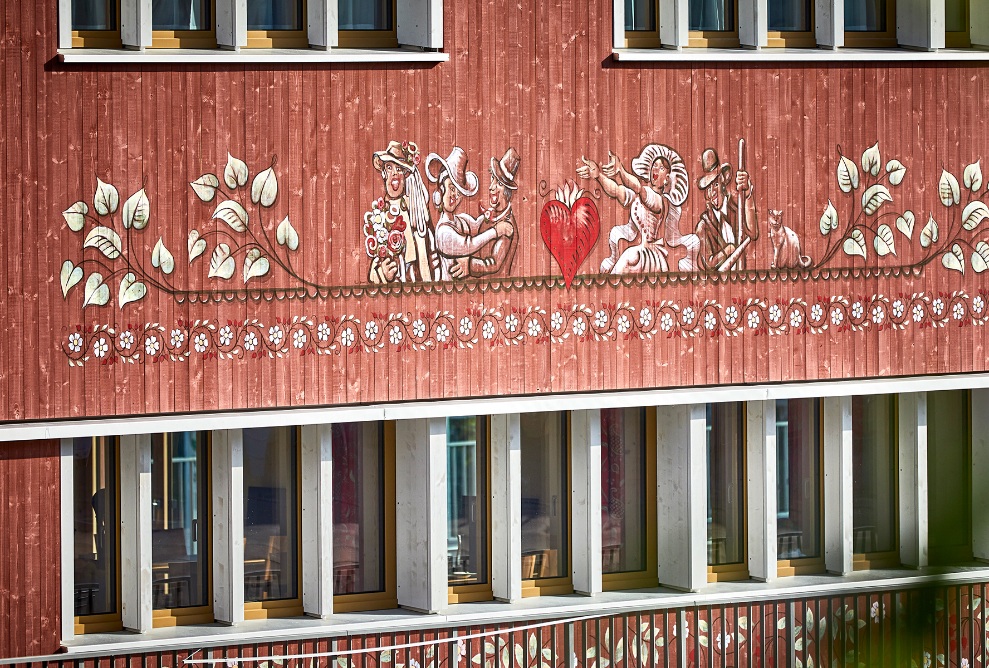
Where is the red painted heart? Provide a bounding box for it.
[539,197,600,289]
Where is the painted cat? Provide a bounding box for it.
[768,209,811,269]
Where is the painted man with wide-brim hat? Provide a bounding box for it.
[693,146,759,272]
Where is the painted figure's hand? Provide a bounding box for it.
[495,220,515,238]
[380,256,399,281]
[576,156,600,180]
[450,257,471,279]
[601,151,620,178]
[736,170,751,193]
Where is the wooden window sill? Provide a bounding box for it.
[57,47,448,64]
[612,46,989,61]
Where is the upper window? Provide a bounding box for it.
[689,0,740,47]
[71,0,122,47]
[844,0,896,46]
[775,399,823,576]
[152,0,216,48]
[447,416,491,603]
[851,395,898,569]
[706,402,747,582]
[624,0,660,47]
[945,0,970,47]
[338,0,398,47]
[247,0,308,47]
[767,0,815,46]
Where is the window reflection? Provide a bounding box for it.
[152,0,211,31]
[601,408,647,574]
[243,427,298,602]
[769,0,811,32]
[776,399,821,562]
[625,0,656,32]
[151,432,210,610]
[73,437,118,618]
[72,0,116,31]
[339,0,393,31]
[690,0,735,31]
[852,395,897,554]
[845,0,887,31]
[248,0,303,31]
[447,417,488,587]
[520,412,568,580]
[945,0,967,32]
[707,403,745,567]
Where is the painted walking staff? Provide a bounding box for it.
[427,147,515,281]
[694,141,760,272]
[577,144,694,274]
[450,148,521,279]
[367,140,438,284]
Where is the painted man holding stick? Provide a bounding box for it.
[694,141,760,272]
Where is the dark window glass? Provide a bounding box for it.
[520,412,569,580]
[625,0,656,31]
[769,0,812,31]
[243,427,299,602]
[72,0,116,31]
[776,399,822,561]
[928,391,972,564]
[339,0,394,31]
[945,0,966,32]
[690,0,735,31]
[447,417,489,587]
[73,437,118,617]
[248,0,303,31]
[601,408,648,574]
[151,432,210,610]
[707,403,745,566]
[852,395,897,554]
[845,0,887,31]
[152,0,211,30]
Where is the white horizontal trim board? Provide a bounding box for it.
[5,371,989,443]
[613,48,989,61]
[58,49,449,64]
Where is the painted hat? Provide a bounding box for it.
[373,140,414,172]
[490,147,521,190]
[425,147,479,197]
[630,144,688,207]
[697,147,732,189]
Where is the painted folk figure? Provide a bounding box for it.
[694,143,761,272]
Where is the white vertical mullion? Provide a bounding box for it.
[58,0,73,49]
[823,396,853,575]
[396,0,444,49]
[740,0,769,47]
[974,0,989,47]
[898,393,929,568]
[747,400,776,582]
[212,429,245,625]
[120,433,153,633]
[613,0,626,49]
[571,409,602,595]
[217,0,248,50]
[659,0,689,47]
[60,439,75,641]
[309,0,336,49]
[815,0,843,48]
[491,413,522,602]
[302,424,334,618]
[898,0,943,49]
[121,0,152,49]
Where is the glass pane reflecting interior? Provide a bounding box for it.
[520,412,568,580]
[152,0,211,30]
[601,408,647,574]
[151,432,209,610]
[243,427,299,602]
[247,0,303,31]
[768,0,811,31]
[447,417,488,587]
[945,0,967,32]
[776,399,821,561]
[707,403,745,566]
[332,422,385,595]
[339,0,394,30]
[928,391,972,563]
[852,395,896,554]
[689,0,735,31]
[72,0,116,31]
[625,0,656,31]
[74,437,118,617]
[845,0,887,31]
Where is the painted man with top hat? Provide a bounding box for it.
[693,145,760,272]
[367,140,438,284]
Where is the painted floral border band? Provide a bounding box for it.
[63,290,986,366]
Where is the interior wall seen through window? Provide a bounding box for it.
[447,417,489,588]
[851,396,897,555]
[928,391,972,564]
[768,0,811,32]
[689,0,735,31]
[601,407,647,574]
[775,399,822,562]
[152,0,210,30]
[707,402,745,567]
[520,412,568,581]
[247,0,303,31]
[73,437,118,619]
[339,0,393,31]
[72,0,116,30]
[845,0,887,31]
[625,0,657,32]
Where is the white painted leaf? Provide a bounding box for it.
[807,608,815,632]
[939,169,961,206]
[471,655,481,665]
[586,648,596,659]
[861,184,892,216]
[152,238,174,274]
[243,249,269,283]
[698,636,708,648]
[777,617,787,630]
[962,200,989,231]
[972,241,989,274]
[501,645,509,668]
[820,200,839,236]
[807,656,815,668]
[188,230,207,262]
[212,199,249,232]
[942,244,965,274]
[60,260,83,297]
[83,225,123,260]
[224,153,249,189]
[83,272,110,308]
[528,634,538,660]
[886,159,906,186]
[191,173,220,202]
[921,214,939,248]
[541,649,552,661]
[614,638,624,664]
[837,154,860,193]
[630,641,639,661]
[842,229,867,259]
[874,224,896,256]
[123,188,150,229]
[485,642,496,656]
[277,215,300,250]
[698,620,709,633]
[896,210,915,239]
[252,166,278,207]
[737,617,748,630]
[118,271,147,308]
[599,658,610,668]
[94,177,119,216]
[861,142,881,177]
[209,243,236,279]
[795,638,804,651]
[63,201,88,232]
[380,650,392,663]
[964,160,983,191]
[514,643,523,667]
[604,627,610,647]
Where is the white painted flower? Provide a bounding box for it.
[244,331,258,351]
[769,303,782,322]
[506,314,520,333]
[872,305,885,324]
[268,325,284,346]
[923,651,932,668]
[683,307,697,326]
[194,332,209,353]
[551,311,564,331]
[747,310,760,329]
[672,624,689,638]
[67,332,83,353]
[933,297,945,316]
[617,314,631,333]
[219,326,234,346]
[293,329,307,349]
[892,300,905,319]
[572,316,587,336]
[913,303,925,322]
[962,658,970,668]
[410,659,421,668]
[412,319,426,338]
[953,301,965,320]
[389,325,403,345]
[725,305,739,325]
[340,326,355,347]
[436,323,451,342]
[832,307,845,326]
[851,301,864,319]
[459,316,473,336]
[527,319,542,337]
[974,295,985,314]
[660,312,674,332]
[810,304,824,322]
[317,322,331,342]
[870,601,885,622]
[789,309,803,328]
[365,321,379,340]
[119,330,135,350]
[170,328,185,347]
[482,320,496,340]
[639,306,653,328]
[457,638,467,660]
[594,310,609,328]
[715,632,732,651]
[704,311,717,330]
[93,337,108,358]
[145,334,160,356]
